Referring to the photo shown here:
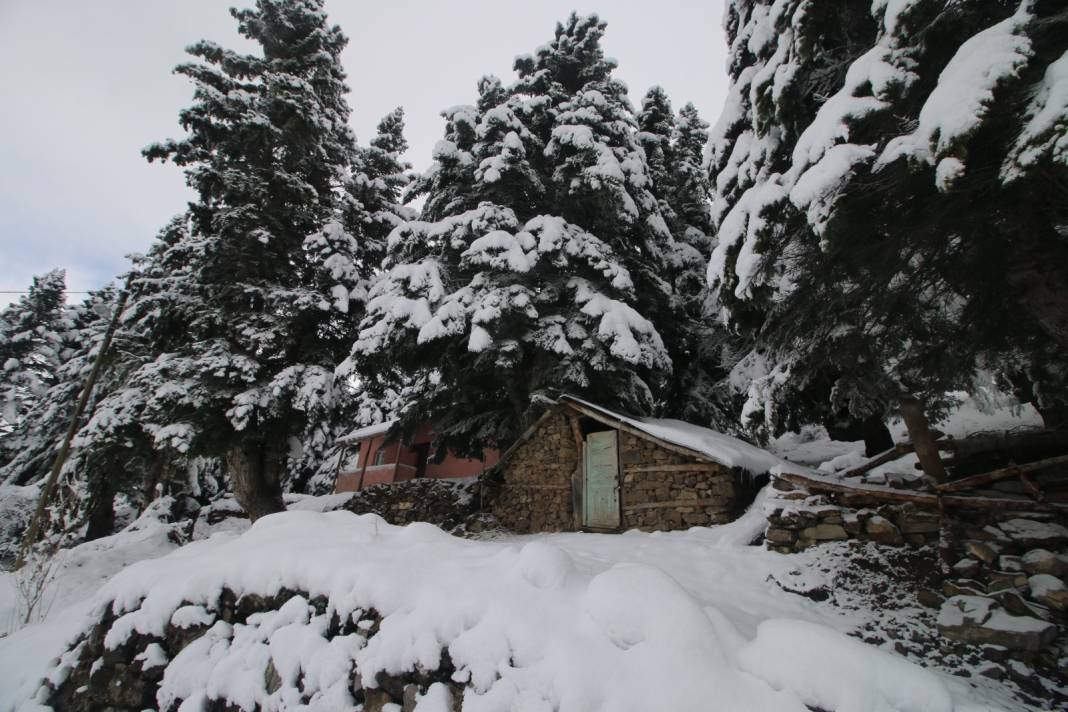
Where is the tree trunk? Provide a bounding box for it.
[85,475,115,542]
[899,396,947,483]
[227,443,286,522]
[860,415,894,457]
[823,412,894,456]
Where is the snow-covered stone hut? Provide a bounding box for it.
[486,395,785,533]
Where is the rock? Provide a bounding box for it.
[998,518,1068,548]
[952,558,981,578]
[1029,574,1068,611]
[986,577,1021,595]
[976,663,1005,681]
[943,579,985,597]
[765,527,797,545]
[898,510,940,535]
[938,595,1057,651]
[1022,549,1068,577]
[917,589,944,609]
[980,644,1009,662]
[770,509,818,530]
[772,478,797,492]
[997,555,1023,573]
[865,516,904,546]
[965,541,999,566]
[801,523,848,541]
[842,513,862,536]
[990,590,1049,620]
[265,659,282,695]
[363,689,395,712]
[819,511,844,525]
[402,683,420,712]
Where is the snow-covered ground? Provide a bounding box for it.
[0,490,1044,711]
[0,395,1054,711]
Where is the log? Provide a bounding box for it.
[933,454,1068,493]
[775,471,1068,513]
[1018,472,1046,503]
[843,443,914,478]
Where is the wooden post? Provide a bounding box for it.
[899,396,947,483]
[567,412,586,529]
[16,290,128,569]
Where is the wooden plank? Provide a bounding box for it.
[585,431,621,528]
[623,463,721,473]
[565,409,586,528]
[623,498,727,511]
[933,454,1068,493]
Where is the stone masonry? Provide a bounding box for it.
[618,432,737,530]
[488,408,748,533]
[489,413,578,533]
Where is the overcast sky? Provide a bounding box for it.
[0,1,728,306]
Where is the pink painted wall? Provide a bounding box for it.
[334,425,500,493]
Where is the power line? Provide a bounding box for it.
[0,291,95,294]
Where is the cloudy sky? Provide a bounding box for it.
[0,0,728,305]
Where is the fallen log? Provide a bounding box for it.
[843,442,914,479]
[933,454,1068,493]
[775,471,1068,513]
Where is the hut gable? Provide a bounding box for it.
[487,396,782,534]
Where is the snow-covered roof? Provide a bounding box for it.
[559,395,792,476]
[338,419,397,444]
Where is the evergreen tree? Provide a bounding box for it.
[706,0,1068,450]
[350,14,675,453]
[1,286,122,490]
[0,270,68,439]
[136,0,385,519]
[635,88,731,426]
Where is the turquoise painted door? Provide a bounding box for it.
[584,430,620,528]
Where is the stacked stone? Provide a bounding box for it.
[343,478,482,532]
[933,515,1068,660]
[764,478,940,553]
[618,432,736,530]
[489,415,577,533]
[47,589,463,712]
[764,476,1068,662]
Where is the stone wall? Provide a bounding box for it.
[764,477,942,552]
[488,410,749,533]
[488,413,578,533]
[342,478,486,533]
[618,432,738,530]
[765,475,1068,659]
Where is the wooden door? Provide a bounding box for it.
[584,430,620,528]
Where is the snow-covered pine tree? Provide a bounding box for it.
[0,270,68,443]
[350,14,674,454]
[0,285,122,492]
[636,90,730,426]
[138,0,381,519]
[707,0,1068,450]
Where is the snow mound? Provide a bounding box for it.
[739,619,953,712]
[1,506,980,712]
